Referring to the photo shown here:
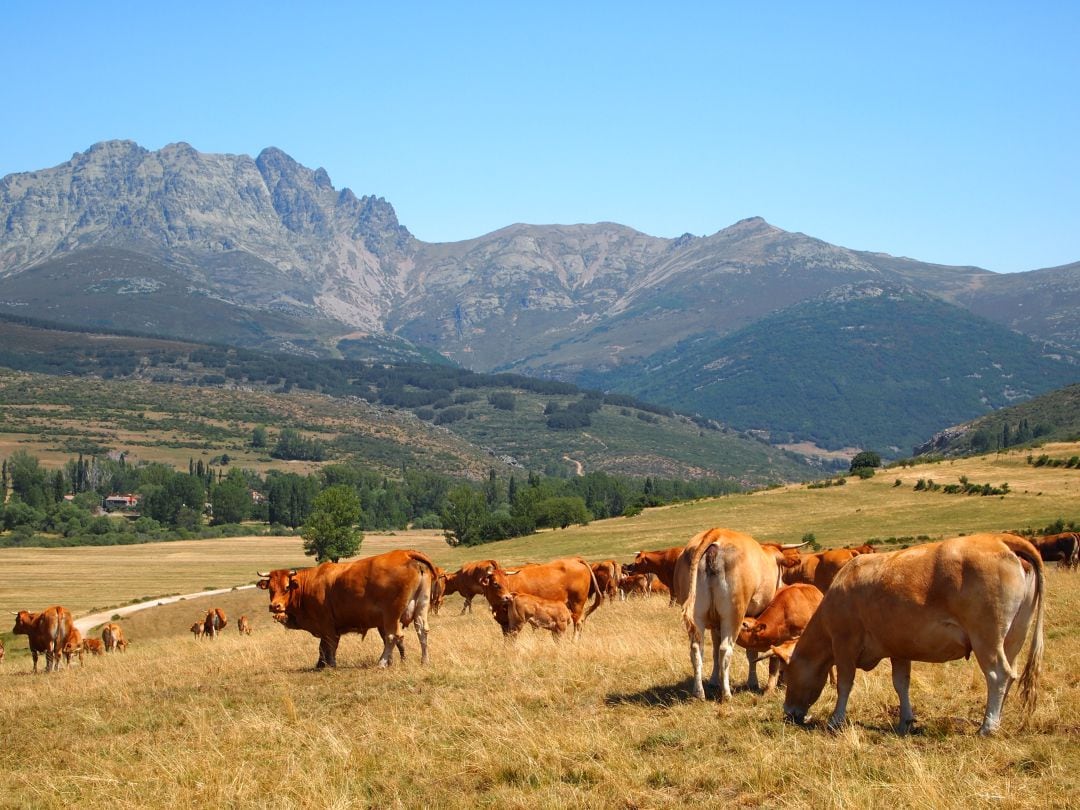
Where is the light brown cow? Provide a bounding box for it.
[648,576,671,598]
[784,534,1045,736]
[780,548,859,592]
[623,547,683,605]
[102,622,126,652]
[257,549,437,668]
[736,584,824,694]
[501,592,573,639]
[203,607,228,639]
[480,557,601,637]
[237,615,252,635]
[11,606,75,673]
[680,529,806,700]
[62,627,85,668]
[190,621,204,640]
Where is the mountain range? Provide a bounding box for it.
[1,140,1077,455]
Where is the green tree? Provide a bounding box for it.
[302,485,363,563]
[210,472,250,525]
[251,425,268,449]
[533,496,592,529]
[7,451,48,509]
[441,485,488,546]
[849,451,882,473]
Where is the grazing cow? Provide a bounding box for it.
[1033,532,1079,570]
[83,638,105,656]
[446,559,501,614]
[736,584,824,694]
[479,557,601,637]
[624,547,684,605]
[591,560,620,601]
[680,529,807,700]
[780,548,859,592]
[501,592,573,639]
[783,534,1045,736]
[102,622,126,652]
[11,606,74,673]
[618,573,650,599]
[203,608,228,639]
[849,543,876,555]
[238,615,252,635]
[63,627,85,668]
[257,549,437,668]
[190,621,204,640]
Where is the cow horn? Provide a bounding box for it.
[505,570,520,576]
[288,569,297,576]
[256,571,270,578]
[779,542,809,549]
[751,651,774,663]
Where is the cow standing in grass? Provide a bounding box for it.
[783,534,1045,736]
[102,622,126,652]
[190,621,204,640]
[203,608,227,639]
[480,557,601,637]
[238,615,252,635]
[257,549,437,668]
[11,606,74,673]
[1033,532,1079,570]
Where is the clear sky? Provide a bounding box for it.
[3,2,1077,272]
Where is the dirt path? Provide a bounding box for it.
[74,584,256,634]
[562,455,584,476]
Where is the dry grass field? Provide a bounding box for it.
[1,446,1078,808]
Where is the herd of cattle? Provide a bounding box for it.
[8,530,1076,736]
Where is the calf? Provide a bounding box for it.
[190,621,204,640]
[62,627,85,668]
[618,573,650,599]
[502,592,573,639]
[83,638,105,656]
[237,615,252,635]
[736,584,823,694]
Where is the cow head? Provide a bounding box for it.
[256,569,299,616]
[10,610,35,635]
[478,566,513,604]
[738,618,767,649]
[622,551,648,576]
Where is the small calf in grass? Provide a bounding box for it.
[502,592,572,639]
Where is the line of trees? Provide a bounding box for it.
[0,449,738,549]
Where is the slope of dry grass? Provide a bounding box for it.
[1,446,1078,807]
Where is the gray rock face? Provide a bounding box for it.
[0,141,1075,374]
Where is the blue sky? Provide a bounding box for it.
[3,2,1077,272]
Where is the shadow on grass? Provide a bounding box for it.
[604,677,701,707]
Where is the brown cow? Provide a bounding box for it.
[648,576,671,598]
[780,548,859,592]
[849,543,876,555]
[624,547,683,605]
[680,530,807,700]
[63,627,85,668]
[203,608,228,639]
[83,638,105,656]
[237,615,252,635]
[257,549,437,668]
[618,573,650,599]
[480,557,601,637]
[446,559,501,614]
[190,621,204,640]
[736,584,824,694]
[784,534,1046,736]
[102,622,126,652]
[11,606,74,673]
[591,560,620,601]
[1033,532,1079,570]
[501,592,573,639]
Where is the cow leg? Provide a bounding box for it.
[764,658,782,695]
[688,629,707,700]
[31,650,39,673]
[827,661,857,730]
[461,595,473,615]
[377,629,401,668]
[745,647,761,693]
[316,636,339,669]
[891,658,915,734]
[971,641,1014,737]
[413,613,429,665]
[711,628,734,701]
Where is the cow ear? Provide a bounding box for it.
[256,579,270,590]
[754,621,768,635]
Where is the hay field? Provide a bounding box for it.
[1,446,1079,808]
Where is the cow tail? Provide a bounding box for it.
[680,530,717,637]
[404,551,440,627]
[582,559,603,619]
[1004,536,1045,726]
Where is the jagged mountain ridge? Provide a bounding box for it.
[0,139,1076,391]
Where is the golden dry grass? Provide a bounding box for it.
[1,448,1079,808]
